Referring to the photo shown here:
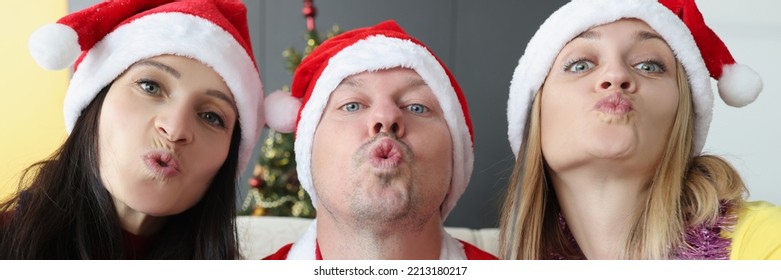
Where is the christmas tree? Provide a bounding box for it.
[240,0,339,218]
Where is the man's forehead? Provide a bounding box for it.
[337,69,429,89]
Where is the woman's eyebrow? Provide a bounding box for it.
[207,89,238,115]
[134,60,181,78]
[635,30,665,42]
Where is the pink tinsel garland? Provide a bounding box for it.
[552,203,736,260]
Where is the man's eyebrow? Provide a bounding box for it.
[339,76,364,88]
[134,60,181,78]
[206,89,238,115]
[335,75,428,92]
[406,78,427,88]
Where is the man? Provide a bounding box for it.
[262,20,495,260]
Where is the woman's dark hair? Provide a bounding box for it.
[0,84,241,259]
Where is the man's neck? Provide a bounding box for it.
[315,212,444,259]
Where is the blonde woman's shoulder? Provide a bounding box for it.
[729,201,781,260]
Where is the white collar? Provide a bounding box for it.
[286,219,466,260]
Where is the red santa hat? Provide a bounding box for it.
[28,0,264,173]
[507,0,762,157]
[264,20,474,219]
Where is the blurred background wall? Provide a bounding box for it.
[0,1,69,200]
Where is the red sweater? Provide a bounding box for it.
[2,211,155,259]
[121,230,156,259]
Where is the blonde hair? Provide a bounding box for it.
[499,61,747,259]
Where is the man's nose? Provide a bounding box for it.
[369,101,405,138]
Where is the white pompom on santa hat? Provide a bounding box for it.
[28,0,264,174]
[28,23,80,71]
[507,0,763,158]
[264,90,301,134]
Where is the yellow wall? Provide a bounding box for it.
[0,1,68,200]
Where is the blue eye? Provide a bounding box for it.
[407,104,428,114]
[634,61,666,73]
[200,112,226,128]
[565,60,596,73]
[137,80,161,95]
[340,102,361,112]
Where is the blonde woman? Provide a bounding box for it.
[501,0,780,259]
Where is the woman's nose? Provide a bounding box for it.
[155,106,194,144]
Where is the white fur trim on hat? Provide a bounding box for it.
[64,12,263,174]
[508,0,713,157]
[295,35,473,219]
